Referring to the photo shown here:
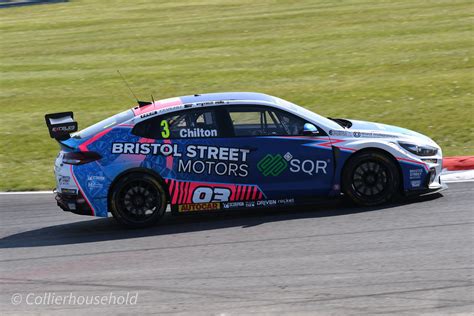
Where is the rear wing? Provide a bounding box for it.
[45,112,78,141]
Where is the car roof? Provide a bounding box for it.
[132,92,277,116]
[129,91,345,132]
[180,92,275,104]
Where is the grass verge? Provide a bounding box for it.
[1,0,473,190]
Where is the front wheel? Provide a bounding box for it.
[110,173,167,228]
[342,151,400,206]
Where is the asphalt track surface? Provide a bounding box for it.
[0,183,473,315]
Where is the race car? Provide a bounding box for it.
[45,92,446,227]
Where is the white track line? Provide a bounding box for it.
[440,170,474,183]
[0,191,53,195]
[1,170,472,195]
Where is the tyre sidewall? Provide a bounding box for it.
[342,151,400,206]
[110,173,167,228]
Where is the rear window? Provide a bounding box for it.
[133,108,221,139]
[72,110,134,139]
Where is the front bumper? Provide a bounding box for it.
[420,182,448,195]
[55,190,94,216]
[406,171,448,196]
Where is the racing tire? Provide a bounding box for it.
[342,151,400,206]
[110,173,167,228]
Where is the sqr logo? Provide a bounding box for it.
[257,154,288,176]
[257,152,329,177]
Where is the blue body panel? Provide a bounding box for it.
[73,127,341,217]
[69,127,432,217]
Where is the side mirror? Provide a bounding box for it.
[302,123,319,136]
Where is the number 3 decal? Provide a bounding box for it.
[160,120,170,138]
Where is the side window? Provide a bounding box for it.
[227,106,307,136]
[133,109,221,139]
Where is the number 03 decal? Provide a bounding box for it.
[160,120,170,138]
[192,187,231,203]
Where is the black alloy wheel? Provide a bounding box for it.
[342,151,400,206]
[110,173,167,228]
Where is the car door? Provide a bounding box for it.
[220,105,335,200]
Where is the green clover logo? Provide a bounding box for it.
[257,154,288,176]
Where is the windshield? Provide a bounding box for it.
[272,97,342,130]
[73,109,134,139]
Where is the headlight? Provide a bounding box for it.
[398,142,438,156]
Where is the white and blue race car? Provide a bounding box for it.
[46,92,445,227]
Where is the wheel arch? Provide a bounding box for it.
[341,147,404,192]
[107,167,170,208]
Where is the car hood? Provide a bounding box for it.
[343,119,438,147]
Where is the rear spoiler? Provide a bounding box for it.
[45,112,78,141]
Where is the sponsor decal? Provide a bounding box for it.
[409,169,423,180]
[329,130,352,137]
[178,145,250,177]
[179,160,248,177]
[182,100,227,108]
[87,175,105,189]
[140,110,157,118]
[113,143,252,178]
[61,188,77,194]
[87,175,105,181]
[51,125,76,132]
[223,201,245,209]
[184,145,250,161]
[58,176,70,186]
[112,143,249,159]
[258,152,328,177]
[276,198,295,205]
[289,159,328,175]
[222,198,295,209]
[112,142,181,156]
[410,180,421,187]
[352,131,398,138]
[257,154,288,176]
[87,181,103,189]
[136,104,185,120]
[165,179,263,205]
[177,145,250,178]
[245,201,256,208]
[178,202,220,212]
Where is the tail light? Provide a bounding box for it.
[63,151,102,165]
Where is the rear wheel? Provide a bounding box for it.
[110,173,167,228]
[342,151,400,206]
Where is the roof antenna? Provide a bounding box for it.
[117,70,151,107]
[151,94,155,104]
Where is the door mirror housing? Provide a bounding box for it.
[302,123,319,136]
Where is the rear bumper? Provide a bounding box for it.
[55,191,94,216]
